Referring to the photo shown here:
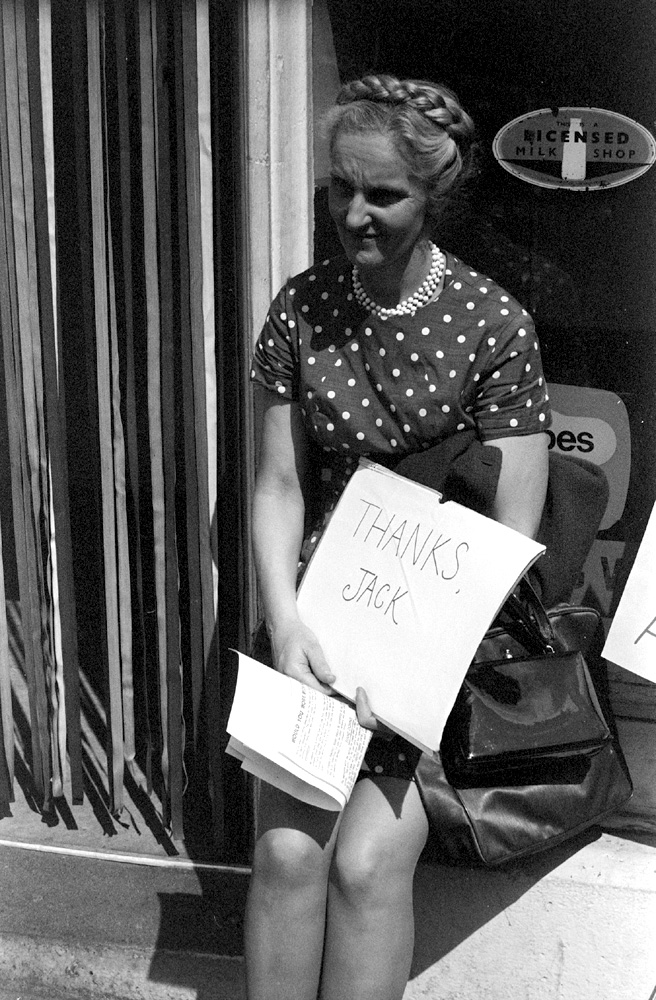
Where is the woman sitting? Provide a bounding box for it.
[246,73,550,1000]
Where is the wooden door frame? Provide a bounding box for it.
[236,0,315,635]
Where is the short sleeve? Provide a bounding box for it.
[473,311,551,440]
[250,284,299,400]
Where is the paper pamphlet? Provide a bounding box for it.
[602,500,656,683]
[226,652,372,811]
[296,459,546,753]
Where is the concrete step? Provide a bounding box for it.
[0,936,244,1000]
[408,830,656,1000]
[2,831,655,1000]
[0,845,247,1000]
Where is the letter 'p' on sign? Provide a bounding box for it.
[546,385,631,530]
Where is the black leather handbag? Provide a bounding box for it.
[415,580,633,867]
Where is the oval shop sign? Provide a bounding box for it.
[493,107,656,190]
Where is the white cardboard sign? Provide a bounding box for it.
[603,501,656,683]
[296,460,545,752]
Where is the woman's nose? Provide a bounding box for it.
[344,192,371,230]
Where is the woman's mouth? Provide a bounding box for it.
[349,233,379,247]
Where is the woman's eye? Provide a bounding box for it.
[330,177,352,197]
[368,188,403,206]
[329,178,404,207]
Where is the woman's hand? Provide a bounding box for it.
[271,619,394,736]
[269,618,336,695]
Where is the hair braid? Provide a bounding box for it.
[325,73,477,217]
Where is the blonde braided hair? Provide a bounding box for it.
[324,73,476,217]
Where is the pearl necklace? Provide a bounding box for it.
[352,242,446,320]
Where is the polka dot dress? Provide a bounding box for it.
[253,253,550,526]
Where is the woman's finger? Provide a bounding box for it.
[355,686,378,729]
[355,687,396,737]
[305,638,336,688]
[284,657,333,694]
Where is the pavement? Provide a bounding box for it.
[0,843,249,1000]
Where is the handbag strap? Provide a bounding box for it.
[497,577,560,656]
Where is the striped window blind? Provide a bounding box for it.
[0,0,251,859]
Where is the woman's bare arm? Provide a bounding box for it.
[483,432,549,539]
[252,386,335,692]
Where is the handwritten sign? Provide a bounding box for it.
[296,460,545,752]
[603,502,656,683]
[339,497,471,625]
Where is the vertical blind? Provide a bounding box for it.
[0,0,251,858]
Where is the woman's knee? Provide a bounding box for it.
[329,832,417,903]
[252,826,332,891]
[329,779,427,901]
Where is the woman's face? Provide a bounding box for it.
[328,131,428,277]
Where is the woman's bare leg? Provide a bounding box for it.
[319,777,428,1000]
[244,782,342,1000]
